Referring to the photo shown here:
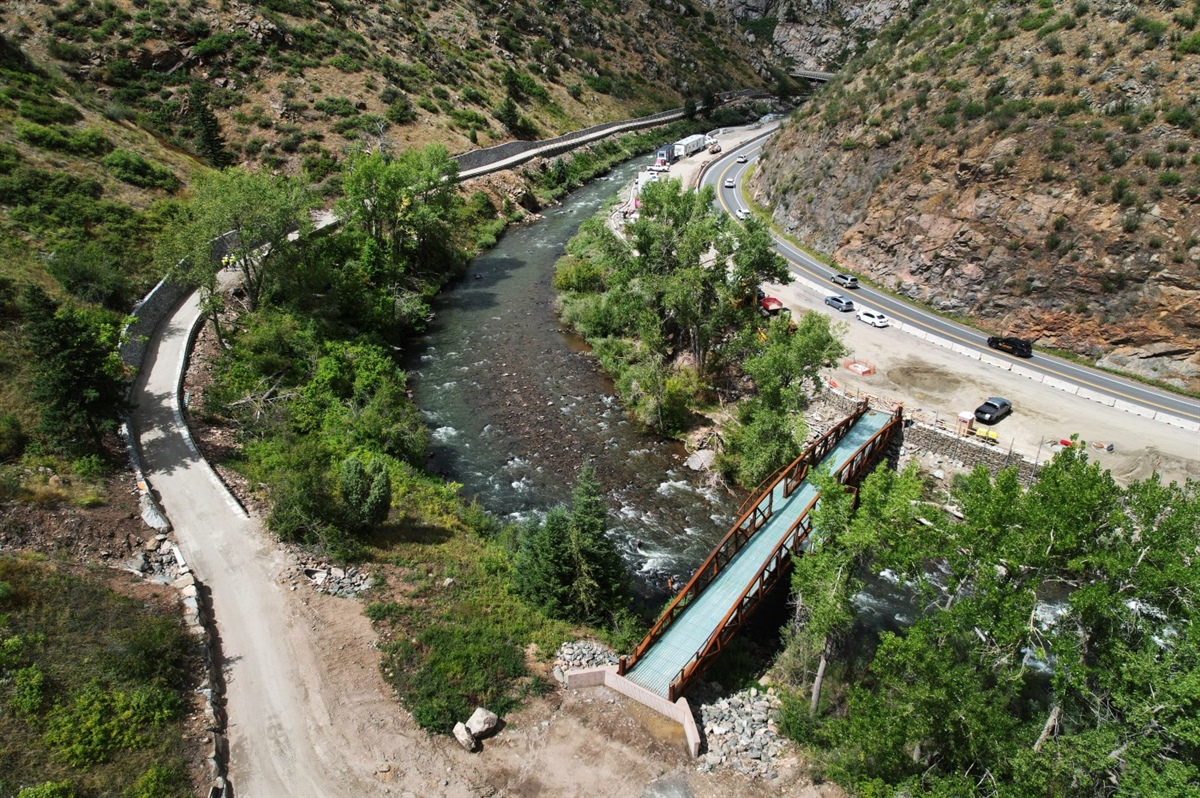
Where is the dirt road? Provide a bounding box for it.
[761,277,1200,486]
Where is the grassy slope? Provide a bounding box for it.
[0,554,195,797]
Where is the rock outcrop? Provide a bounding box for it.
[753,0,1200,390]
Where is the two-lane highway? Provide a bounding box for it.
[703,139,1200,427]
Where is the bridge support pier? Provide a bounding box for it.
[564,667,702,757]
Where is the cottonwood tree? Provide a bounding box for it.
[335,146,461,336]
[788,446,1200,796]
[156,168,313,313]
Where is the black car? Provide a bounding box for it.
[974,397,1013,424]
[987,335,1033,358]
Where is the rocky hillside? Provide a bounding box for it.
[712,0,908,72]
[751,0,1200,391]
[0,0,773,176]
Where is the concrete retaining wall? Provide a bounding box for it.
[455,89,770,179]
[565,667,702,757]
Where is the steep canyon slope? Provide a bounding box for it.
[751,0,1200,390]
[0,0,772,177]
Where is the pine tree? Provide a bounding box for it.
[515,508,573,615]
[514,462,631,625]
[20,285,129,453]
[567,461,630,623]
[189,84,232,168]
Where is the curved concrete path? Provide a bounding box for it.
[128,287,410,796]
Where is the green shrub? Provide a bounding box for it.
[43,681,181,766]
[386,95,416,124]
[10,664,46,718]
[327,54,361,72]
[15,97,82,125]
[16,122,113,157]
[0,413,27,462]
[389,620,526,733]
[127,763,189,798]
[192,32,234,58]
[338,455,391,532]
[16,783,75,798]
[313,96,357,117]
[101,149,178,190]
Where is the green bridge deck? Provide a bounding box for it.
[625,409,893,697]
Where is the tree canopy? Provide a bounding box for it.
[555,177,805,440]
[155,167,314,311]
[780,449,1200,797]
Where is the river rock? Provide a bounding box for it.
[453,722,477,752]
[466,707,499,737]
[684,449,716,471]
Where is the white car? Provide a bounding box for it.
[735,209,748,221]
[736,154,748,163]
[857,308,890,327]
[723,178,735,189]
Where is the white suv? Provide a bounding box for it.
[856,308,889,327]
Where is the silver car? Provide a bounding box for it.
[825,295,855,312]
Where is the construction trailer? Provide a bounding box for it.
[673,134,707,159]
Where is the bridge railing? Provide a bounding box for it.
[663,405,905,700]
[620,401,870,675]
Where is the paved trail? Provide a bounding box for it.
[128,287,442,797]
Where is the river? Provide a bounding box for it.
[407,159,744,600]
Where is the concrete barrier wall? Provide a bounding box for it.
[1042,375,1079,395]
[454,89,771,178]
[1009,364,1044,381]
[1077,387,1117,407]
[1114,398,1156,419]
[565,667,702,757]
[1155,412,1200,432]
[979,353,1011,370]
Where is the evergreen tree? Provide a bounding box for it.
[338,454,392,532]
[566,461,631,624]
[188,84,232,168]
[19,285,129,453]
[515,462,631,625]
[514,508,573,614]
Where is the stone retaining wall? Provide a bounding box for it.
[119,276,190,373]
[172,547,231,798]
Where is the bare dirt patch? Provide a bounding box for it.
[886,359,963,402]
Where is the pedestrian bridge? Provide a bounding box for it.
[617,401,903,701]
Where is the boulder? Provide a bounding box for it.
[465,707,499,738]
[140,493,172,532]
[453,722,477,752]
